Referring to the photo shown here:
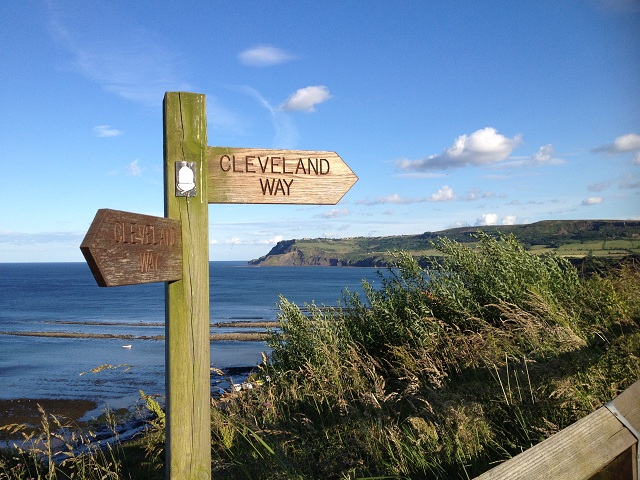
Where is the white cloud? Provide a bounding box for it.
[238,45,296,67]
[530,144,563,165]
[258,235,284,245]
[502,215,517,225]
[125,159,141,176]
[280,86,332,112]
[613,133,640,152]
[430,185,456,202]
[582,196,603,206]
[475,213,498,226]
[377,194,409,204]
[593,132,640,155]
[93,125,122,137]
[397,127,522,171]
[319,208,350,219]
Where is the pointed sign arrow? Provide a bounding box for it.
[80,209,182,287]
[207,147,358,204]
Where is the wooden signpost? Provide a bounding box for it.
[81,91,357,480]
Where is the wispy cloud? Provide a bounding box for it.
[317,208,350,219]
[0,231,84,245]
[357,185,505,206]
[357,194,424,205]
[238,45,297,67]
[93,125,123,137]
[357,186,456,205]
[588,180,614,192]
[125,159,142,176]
[280,86,332,112]
[237,86,298,148]
[503,144,565,168]
[48,7,191,105]
[582,196,603,206]
[213,234,285,246]
[397,128,522,172]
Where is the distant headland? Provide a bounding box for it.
[249,219,640,267]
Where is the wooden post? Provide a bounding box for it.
[163,92,211,479]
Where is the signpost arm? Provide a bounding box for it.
[163,92,211,479]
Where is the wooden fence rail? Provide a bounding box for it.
[475,379,640,479]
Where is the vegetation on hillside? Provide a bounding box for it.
[250,219,640,266]
[2,233,639,479]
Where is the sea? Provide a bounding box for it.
[0,262,381,413]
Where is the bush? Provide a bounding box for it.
[217,233,640,479]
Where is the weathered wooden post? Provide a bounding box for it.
[81,90,358,480]
[163,92,211,479]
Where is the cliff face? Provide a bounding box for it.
[248,241,390,267]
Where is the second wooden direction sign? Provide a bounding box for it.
[80,209,182,287]
[207,147,358,204]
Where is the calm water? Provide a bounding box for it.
[0,262,380,411]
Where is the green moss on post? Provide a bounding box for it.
[163,92,211,480]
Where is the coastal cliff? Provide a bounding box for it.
[249,220,640,267]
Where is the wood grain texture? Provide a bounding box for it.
[80,209,181,287]
[163,92,211,480]
[474,380,640,479]
[207,146,358,204]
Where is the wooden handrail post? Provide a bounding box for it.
[163,92,211,480]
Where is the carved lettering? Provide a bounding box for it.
[320,158,330,174]
[218,156,331,176]
[114,222,124,243]
[144,225,155,245]
[216,155,336,199]
[220,155,231,172]
[258,157,268,173]
[295,158,307,174]
[260,178,293,196]
[270,157,280,173]
[283,157,294,174]
[245,156,256,173]
[140,252,159,273]
[113,222,176,247]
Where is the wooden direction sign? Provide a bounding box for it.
[207,147,358,204]
[80,209,182,287]
[80,92,360,480]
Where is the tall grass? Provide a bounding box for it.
[211,234,640,478]
[2,234,638,478]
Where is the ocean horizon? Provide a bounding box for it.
[0,261,381,415]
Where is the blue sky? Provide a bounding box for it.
[1,1,639,262]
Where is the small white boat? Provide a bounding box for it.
[122,344,132,349]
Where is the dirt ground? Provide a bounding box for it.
[0,398,97,441]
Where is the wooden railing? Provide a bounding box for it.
[475,379,640,480]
